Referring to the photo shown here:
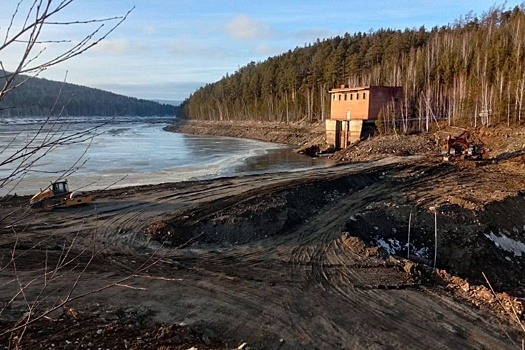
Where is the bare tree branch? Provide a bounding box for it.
[0,1,134,100]
[0,2,142,345]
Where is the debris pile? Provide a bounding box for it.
[436,269,524,323]
[332,133,439,163]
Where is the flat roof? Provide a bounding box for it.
[329,85,401,93]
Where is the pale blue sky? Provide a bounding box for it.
[1,0,521,101]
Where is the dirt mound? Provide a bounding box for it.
[147,172,382,247]
[332,133,439,163]
[345,186,525,295]
[340,233,524,326]
[142,158,525,297]
[436,269,524,323]
[341,232,388,258]
[329,124,525,164]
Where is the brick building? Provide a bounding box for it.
[326,85,402,149]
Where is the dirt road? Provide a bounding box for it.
[1,156,524,349]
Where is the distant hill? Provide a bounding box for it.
[153,99,182,107]
[0,75,178,117]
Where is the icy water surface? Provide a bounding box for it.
[0,117,331,195]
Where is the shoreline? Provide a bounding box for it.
[164,118,326,147]
[1,120,325,197]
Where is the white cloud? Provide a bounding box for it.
[167,39,230,59]
[142,25,157,35]
[92,38,133,55]
[225,15,273,40]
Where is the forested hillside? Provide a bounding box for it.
[182,5,525,132]
[0,76,177,117]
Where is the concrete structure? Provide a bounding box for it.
[326,85,402,148]
[326,119,367,150]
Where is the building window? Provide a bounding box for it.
[338,94,342,101]
[333,95,336,101]
[344,93,347,101]
[350,94,353,100]
[363,92,366,99]
[356,93,359,100]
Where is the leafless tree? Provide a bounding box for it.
[0,0,133,195]
[0,0,133,100]
[0,228,163,348]
[0,2,137,347]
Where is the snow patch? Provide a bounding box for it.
[376,238,401,254]
[485,231,525,257]
[375,238,430,259]
[413,246,430,259]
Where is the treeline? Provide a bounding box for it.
[182,4,525,132]
[0,75,178,117]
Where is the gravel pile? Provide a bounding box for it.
[332,133,440,163]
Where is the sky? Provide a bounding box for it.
[1,0,522,102]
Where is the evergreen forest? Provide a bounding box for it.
[182,4,525,132]
[0,75,177,117]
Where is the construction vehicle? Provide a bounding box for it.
[442,133,486,161]
[30,179,92,211]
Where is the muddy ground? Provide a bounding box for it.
[1,121,525,349]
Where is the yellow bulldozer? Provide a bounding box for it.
[30,179,92,211]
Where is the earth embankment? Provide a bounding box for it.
[2,156,525,349]
[164,119,326,146]
[2,122,525,348]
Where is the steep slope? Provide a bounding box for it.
[182,5,525,131]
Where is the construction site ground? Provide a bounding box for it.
[1,122,525,349]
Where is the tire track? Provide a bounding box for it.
[0,156,520,349]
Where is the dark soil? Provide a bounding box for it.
[1,308,228,350]
[1,122,525,349]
